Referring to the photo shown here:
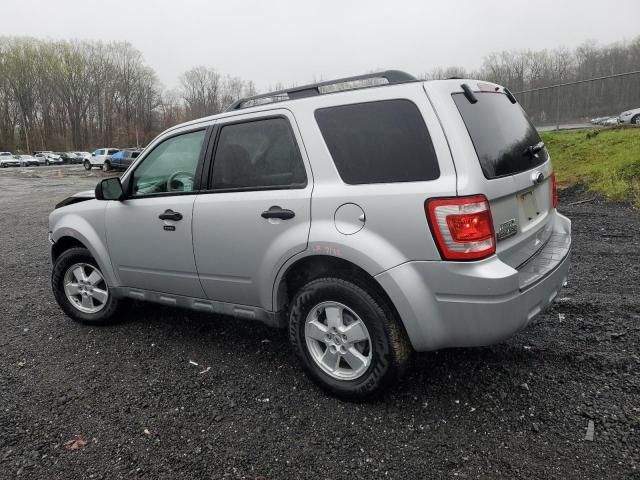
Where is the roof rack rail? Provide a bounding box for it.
[225,70,417,111]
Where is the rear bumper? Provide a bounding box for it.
[376,212,571,351]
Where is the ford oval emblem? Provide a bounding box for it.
[531,171,544,185]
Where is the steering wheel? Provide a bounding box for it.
[166,171,194,192]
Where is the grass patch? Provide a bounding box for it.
[541,127,640,206]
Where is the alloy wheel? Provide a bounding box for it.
[304,301,372,380]
[63,263,109,314]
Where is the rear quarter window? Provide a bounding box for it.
[315,99,440,184]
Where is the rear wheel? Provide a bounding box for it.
[52,247,121,325]
[103,160,111,172]
[84,160,92,170]
[288,277,412,400]
[45,160,50,166]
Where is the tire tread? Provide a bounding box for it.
[288,277,412,400]
[51,247,120,325]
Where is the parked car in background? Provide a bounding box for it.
[15,154,39,166]
[85,148,119,170]
[590,117,607,124]
[0,153,20,167]
[110,149,141,170]
[33,151,63,165]
[602,116,620,126]
[56,152,82,164]
[619,108,640,125]
[74,151,92,162]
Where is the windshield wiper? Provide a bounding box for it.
[523,141,545,159]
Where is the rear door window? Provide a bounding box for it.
[315,99,439,184]
[453,92,547,179]
[210,117,306,191]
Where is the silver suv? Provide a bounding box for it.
[49,71,571,399]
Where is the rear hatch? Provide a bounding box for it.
[426,81,555,269]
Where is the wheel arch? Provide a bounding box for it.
[51,236,87,263]
[50,220,119,287]
[274,255,404,330]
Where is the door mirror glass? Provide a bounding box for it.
[95,177,124,201]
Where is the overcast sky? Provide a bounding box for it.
[2,0,639,91]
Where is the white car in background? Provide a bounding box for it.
[0,151,20,167]
[619,108,640,125]
[34,151,63,165]
[84,148,119,170]
[15,155,40,166]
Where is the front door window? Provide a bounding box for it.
[132,129,206,196]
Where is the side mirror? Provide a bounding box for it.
[92,153,96,157]
[95,177,125,201]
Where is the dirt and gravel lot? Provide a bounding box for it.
[0,165,638,479]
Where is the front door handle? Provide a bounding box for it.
[159,209,183,221]
[261,206,295,220]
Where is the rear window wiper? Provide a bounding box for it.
[523,141,545,159]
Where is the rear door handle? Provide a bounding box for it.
[159,209,183,221]
[261,206,295,220]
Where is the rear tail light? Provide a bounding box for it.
[551,172,558,209]
[425,195,496,261]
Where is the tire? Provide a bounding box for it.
[45,160,50,166]
[632,115,640,125]
[103,160,111,172]
[84,160,92,170]
[51,247,121,325]
[288,277,412,400]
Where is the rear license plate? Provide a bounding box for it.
[520,191,540,221]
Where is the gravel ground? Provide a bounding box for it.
[0,166,638,479]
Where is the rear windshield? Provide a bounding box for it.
[453,92,547,179]
[315,99,439,185]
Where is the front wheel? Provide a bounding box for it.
[84,160,92,170]
[288,277,412,400]
[632,115,640,125]
[103,160,111,172]
[52,247,121,325]
[45,160,50,166]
